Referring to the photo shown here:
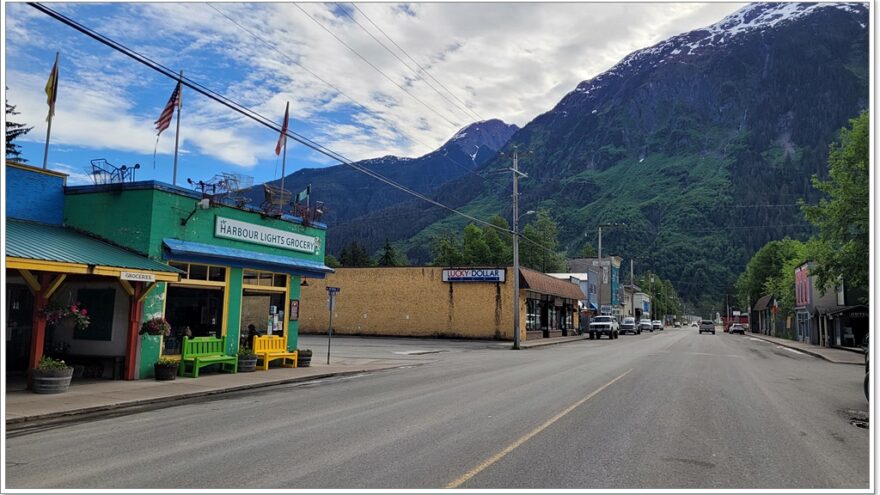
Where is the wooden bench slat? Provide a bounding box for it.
[253,335,298,370]
[179,336,237,378]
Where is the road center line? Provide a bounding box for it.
[446,368,634,489]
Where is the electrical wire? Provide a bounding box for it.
[28,2,514,238]
[352,3,486,122]
[293,3,461,128]
[205,3,495,185]
[340,4,482,123]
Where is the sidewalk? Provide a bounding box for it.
[746,332,865,365]
[5,357,410,430]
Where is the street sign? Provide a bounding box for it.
[327,286,341,294]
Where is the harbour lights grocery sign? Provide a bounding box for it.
[215,217,320,254]
[442,268,506,283]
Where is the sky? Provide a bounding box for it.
[4,2,746,186]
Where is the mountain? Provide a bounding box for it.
[244,119,518,227]
[331,2,869,309]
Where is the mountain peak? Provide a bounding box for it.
[444,119,519,156]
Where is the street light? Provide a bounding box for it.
[650,275,655,320]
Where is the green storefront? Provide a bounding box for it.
[64,181,333,378]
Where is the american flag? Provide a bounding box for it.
[155,81,181,136]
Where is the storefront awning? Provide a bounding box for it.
[6,219,181,282]
[519,267,586,300]
[163,238,335,278]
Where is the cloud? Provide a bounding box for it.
[4,2,746,180]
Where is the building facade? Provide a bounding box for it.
[298,267,584,341]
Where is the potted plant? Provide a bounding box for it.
[140,316,172,336]
[154,357,179,380]
[40,301,91,332]
[31,356,74,394]
[297,349,312,367]
[238,346,258,372]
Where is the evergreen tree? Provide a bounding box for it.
[324,254,342,269]
[433,233,463,266]
[519,209,566,272]
[462,224,491,265]
[377,238,406,267]
[6,92,32,163]
[802,111,869,297]
[578,243,596,258]
[338,240,373,267]
[482,214,512,266]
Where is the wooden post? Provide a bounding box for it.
[27,273,52,389]
[125,282,144,380]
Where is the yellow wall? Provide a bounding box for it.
[298,267,527,341]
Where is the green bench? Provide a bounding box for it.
[179,336,237,378]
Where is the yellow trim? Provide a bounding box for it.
[138,281,159,303]
[168,278,227,288]
[283,274,290,336]
[221,265,231,337]
[241,284,287,293]
[118,279,135,296]
[91,265,179,282]
[18,269,41,293]
[7,257,89,274]
[44,274,67,299]
[7,161,69,181]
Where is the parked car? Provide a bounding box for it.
[699,320,715,334]
[652,320,663,331]
[691,322,698,327]
[620,317,639,335]
[589,315,619,340]
[639,318,654,332]
[729,324,745,335]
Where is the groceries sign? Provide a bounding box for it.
[215,216,320,254]
[442,268,506,282]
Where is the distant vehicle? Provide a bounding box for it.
[652,320,663,331]
[729,324,745,335]
[620,317,639,335]
[691,322,699,327]
[674,321,682,328]
[589,315,619,340]
[639,319,653,332]
[699,320,716,334]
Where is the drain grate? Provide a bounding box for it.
[850,419,869,429]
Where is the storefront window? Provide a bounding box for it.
[164,262,227,356]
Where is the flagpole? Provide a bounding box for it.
[43,51,59,169]
[279,101,289,214]
[172,70,183,186]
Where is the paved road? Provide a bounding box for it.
[5,329,869,489]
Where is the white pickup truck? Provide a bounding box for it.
[589,315,619,340]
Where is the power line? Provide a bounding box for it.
[205,3,493,185]
[293,3,461,128]
[339,4,482,123]
[28,2,515,239]
[352,3,486,122]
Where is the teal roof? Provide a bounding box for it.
[6,220,180,273]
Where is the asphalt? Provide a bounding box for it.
[4,329,869,489]
[4,333,583,429]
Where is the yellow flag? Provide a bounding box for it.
[45,53,59,122]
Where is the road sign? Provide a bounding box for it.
[327,286,340,294]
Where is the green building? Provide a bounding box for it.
[64,181,333,378]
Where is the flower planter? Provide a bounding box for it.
[298,351,312,367]
[31,368,74,394]
[238,356,258,372]
[154,363,179,381]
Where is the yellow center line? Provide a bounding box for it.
[446,368,634,489]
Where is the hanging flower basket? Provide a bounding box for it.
[140,317,172,336]
[39,302,90,332]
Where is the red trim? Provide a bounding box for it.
[27,274,52,389]
[125,282,144,380]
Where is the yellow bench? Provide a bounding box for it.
[253,335,298,370]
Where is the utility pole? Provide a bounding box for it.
[509,147,528,350]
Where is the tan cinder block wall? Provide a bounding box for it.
[298,267,526,341]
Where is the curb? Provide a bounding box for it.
[520,336,587,349]
[6,366,402,431]
[747,333,863,365]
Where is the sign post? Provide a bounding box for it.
[326,287,340,364]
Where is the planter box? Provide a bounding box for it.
[154,363,179,381]
[31,368,74,394]
[238,357,258,372]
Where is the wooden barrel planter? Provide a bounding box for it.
[238,356,258,372]
[31,368,74,394]
[154,363,179,381]
[298,350,312,367]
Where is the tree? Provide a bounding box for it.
[578,243,596,258]
[377,238,406,267]
[735,238,806,309]
[338,240,373,267]
[433,233,463,266]
[520,209,566,272]
[6,92,32,163]
[802,111,869,298]
[482,215,512,266]
[462,224,491,265]
[324,254,342,269]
